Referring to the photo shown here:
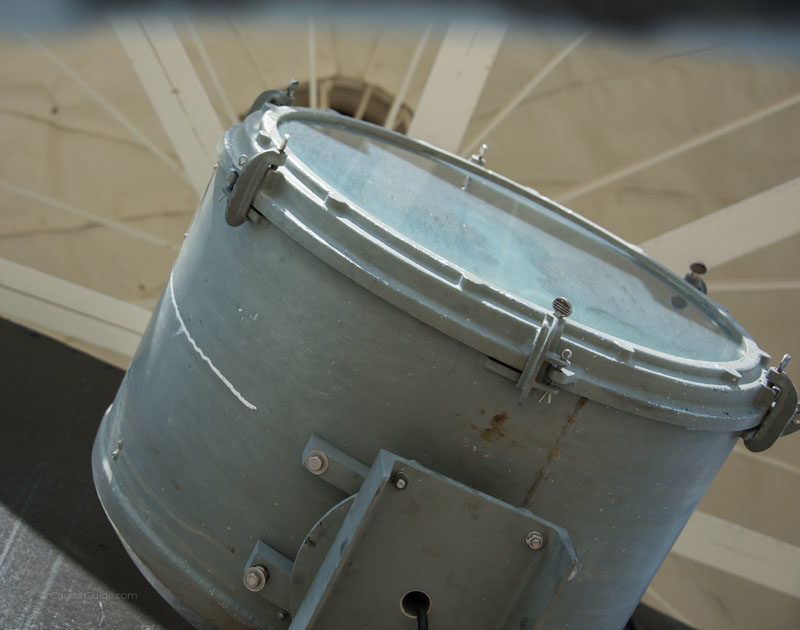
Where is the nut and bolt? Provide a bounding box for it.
[391,472,409,490]
[243,565,268,592]
[304,450,329,475]
[560,348,573,362]
[525,530,546,550]
[237,154,248,167]
[552,297,572,319]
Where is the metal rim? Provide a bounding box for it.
[219,106,769,430]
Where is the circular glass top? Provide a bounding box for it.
[280,118,744,362]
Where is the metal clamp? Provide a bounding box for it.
[246,79,299,117]
[516,297,575,405]
[225,138,288,227]
[744,355,799,452]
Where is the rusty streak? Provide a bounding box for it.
[522,396,588,508]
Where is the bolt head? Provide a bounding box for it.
[278,610,290,621]
[238,154,248,167]
[525,530,546,550]
[689,261,707,275]
[304,450,328,475]
[391,472,409,490]
[552,297,572,319]
[243,565,268,592]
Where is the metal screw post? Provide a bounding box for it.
[552,297,572,319]
[278,610,291,621]
[525,530,546,550]
[111,440,123,460]
[243,565,268,592]
[778,354,791,373]
[278,134,290,153]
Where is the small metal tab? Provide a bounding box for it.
[516,298,574,405]
[683,261,708,294]
[246,79,299,116]
[744,357,799,452]
[461,144,488,191]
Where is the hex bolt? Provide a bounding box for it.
[243,565,268,592]
[238,154,248,167]
[552,297,572,319]
[304,450,329,475]
[560,348,573,362]
[391,472,409,490]
[525,530,546,550]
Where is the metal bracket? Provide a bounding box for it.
[516,297,575,405]
[225,140,288,227]
[243,436,578,629]
[744,355,799,452]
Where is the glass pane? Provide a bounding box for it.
[280,118,744,362]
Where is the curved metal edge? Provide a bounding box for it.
[219,106,770,431]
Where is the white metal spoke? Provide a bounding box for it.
[559,91,800,203]
[0,178,179,250]
[186,21,238,126]
[408,21,507,152]
[672,510,800,599]
[19,29,188,185]
[111,15,223,196]
[460,30,589,156]
[641,177,800,272]
[384,25,433,130]
[308,17,318,109]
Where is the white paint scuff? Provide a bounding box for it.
[168,274,257,410]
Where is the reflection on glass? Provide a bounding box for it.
[281,118,743,362]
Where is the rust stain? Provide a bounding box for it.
[172,481,180,491]
[229,547,236,554]
[479,411,509,443]
[522,397,588,507]
[479,409,486,415]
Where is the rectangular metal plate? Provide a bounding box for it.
[290,451,577,630]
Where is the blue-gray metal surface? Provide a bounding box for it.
[92,106,796,629]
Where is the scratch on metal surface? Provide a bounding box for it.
[168,274,257,410]
[523,397,588,508]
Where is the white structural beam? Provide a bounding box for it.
[672,511,800,599]
[0,258,150,358]
[709,279,800,293]
[559,91,800,203]
[460,31,589,156]
[384,25,433,130]
[186,22,238,127]
[111,15,224,196]
[408,21,506,152]
[641,177,800,273]
[307,17,318,109]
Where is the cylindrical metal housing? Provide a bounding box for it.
[93,107,793,629]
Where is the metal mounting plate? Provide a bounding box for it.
[289,450,577,630]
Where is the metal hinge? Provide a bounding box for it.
[744,354,800,452]
[224,136,289,227]
[516,297,576,405]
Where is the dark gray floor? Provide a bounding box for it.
[0,318,190,630]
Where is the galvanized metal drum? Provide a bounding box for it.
[92,98,798,630]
